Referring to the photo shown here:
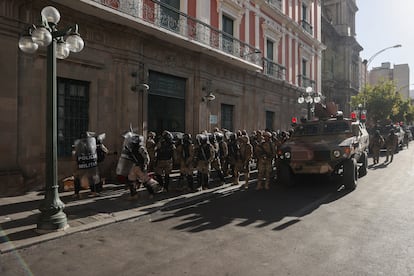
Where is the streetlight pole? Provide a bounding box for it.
[19,6,84,232]
[297,86,321,120]
[363,44,402,88]
[362,44,401,108]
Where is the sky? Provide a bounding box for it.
[356,0,414,89]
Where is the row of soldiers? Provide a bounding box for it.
[118,128,293,200]
[369,128,400,164]
[72,127,292,200]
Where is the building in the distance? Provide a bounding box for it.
[0,0,324,195]
[321,0,362,115]
[369,62,410,100]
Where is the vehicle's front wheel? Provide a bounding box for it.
[343,158,357,190]
[358,152,368,177]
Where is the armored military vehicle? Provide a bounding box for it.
[277,111,369,190]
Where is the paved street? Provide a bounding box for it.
[2,146,414,276]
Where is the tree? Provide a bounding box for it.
[351,80,401,126]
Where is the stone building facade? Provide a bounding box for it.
[321,0,362,115]
[0,0,324,195]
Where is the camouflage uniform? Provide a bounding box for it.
[226,133,239,179]
[233,135,253,188]
[175,134,195,191]
[255,131,275,190]
[117,133,159,200]
[217,133,228,178]
[209,133,226,185]
[369,130,384,164]
[146,132,156,172]
[195,134,215,190]
[385,130,398,163]
[154,131,176,191]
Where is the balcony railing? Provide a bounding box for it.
[301,20,313,35]
[93,0,261,66]
[263,58,285,81]
[298,75,315,88]
[265,0,283,11]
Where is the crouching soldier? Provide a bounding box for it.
[116,128,159,200]
[195,134,215,190]
[176,133,196,191]
[73,131,100,199]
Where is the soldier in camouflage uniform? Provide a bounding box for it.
[385,129,398,163]
[209,133,226,185]
[233,134,253,189]
[154,130,176,192]
[226,132,239,179]
[216,132,228,179]
[175,133,195,191]
[146,131,156,172]
[369,130,384,164]
[255,131,275,190]
[194,134,215,190]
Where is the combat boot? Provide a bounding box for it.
[244,175,249,189]
[218,170,225,185]
[256,181,263,190]
[187,175,195,192]
[202,174,209,190]
[164,175,170,192]
[127,180,139,200]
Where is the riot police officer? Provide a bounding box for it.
[73,131,100,199]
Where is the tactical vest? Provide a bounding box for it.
[197,144,211,161]
[157,142,174,160]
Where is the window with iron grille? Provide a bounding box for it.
[160,0,180,32]
[57,78,90,157]
[221,104,234,131]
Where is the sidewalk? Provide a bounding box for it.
[0,175,250,254]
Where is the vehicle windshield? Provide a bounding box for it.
[294,121,351,136]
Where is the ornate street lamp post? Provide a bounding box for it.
[18,6,84,232]
[298,86,321,120]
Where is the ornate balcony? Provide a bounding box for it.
[92,0,262,68]
[263,58,285,81]
[265,0,283,11]
[298,75,315,88]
